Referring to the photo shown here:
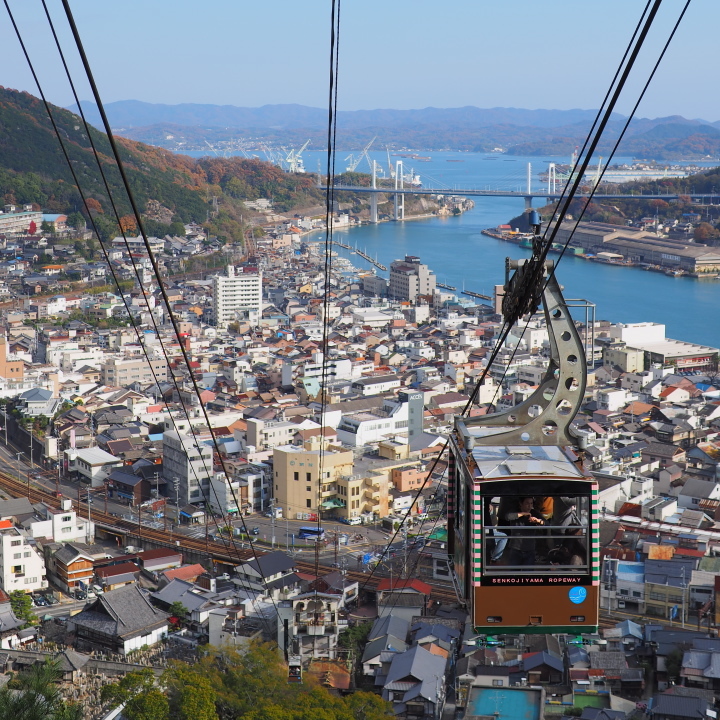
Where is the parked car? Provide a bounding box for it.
[33,596,47,607]
[43,595,59,605]
[346,517,362,526]
[250,527,260,535]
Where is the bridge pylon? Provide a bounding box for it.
[394,160,405,221]
[370,160,378,223]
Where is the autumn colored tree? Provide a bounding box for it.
[119,215,138,233]
[694,222,720,242]
[84,198,103,215]
[28,220,37,234]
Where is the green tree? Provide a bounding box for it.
[66,211,85,231]
[40,220,54,235]
[166,665,218,720]
[169,221,187,237]
[85,239,99,260]
[338,622,371,660]
[345,692,394,720]
[101,668,169,720]
[0,659,82,720]
[666,648,684,681]
[168,601,189,626]
[10,590,37,627]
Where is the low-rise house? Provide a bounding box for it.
[376,578,431,621]
[95,562,139,591]
[65,447,123,488]
[15,387,60,417]
[378,643,447,720]
[70,584,168,655]
[47,543,96,593]
[277,591,344,662]
[235,551,299,597]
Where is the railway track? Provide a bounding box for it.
[0,471,460,603]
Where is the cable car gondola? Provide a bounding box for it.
[448,256,599,635]
[287,655,303,683]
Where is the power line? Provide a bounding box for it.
[5,0,276,634]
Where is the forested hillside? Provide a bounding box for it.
[0,87,328,242]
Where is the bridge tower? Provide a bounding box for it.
[547,163,557,195]
[394,161,405,221]
[524,162,533,209]
[370,160,379,223]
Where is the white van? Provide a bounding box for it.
[346,517,362,526]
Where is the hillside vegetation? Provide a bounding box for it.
[0,87,329,242]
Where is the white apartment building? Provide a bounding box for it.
[388,255,436,302]
[336,396,410,447]
[246,418,298,452]
[212,265,262,328]
[27,499,92,543]
[65,447,123,488]
[0,205,43,235]
[110,235,166,255]
[282,353,353,386]
[209,473,242,516]
[101,356,168,386]
[0,523,47,593]
[162,430,214,506]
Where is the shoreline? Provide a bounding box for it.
[480,229,720,281]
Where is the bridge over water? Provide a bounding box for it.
[324,183,711,217]
[320,158,710,221]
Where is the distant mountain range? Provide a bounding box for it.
[69,101,720,160]
[71,102,623,131]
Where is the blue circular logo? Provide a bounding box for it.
[568,587,587,605]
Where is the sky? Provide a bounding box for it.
[0,0,716,120]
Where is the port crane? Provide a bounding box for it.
[285,139,310,174]
[344,136,376,173]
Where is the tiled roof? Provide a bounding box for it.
[72,584,167,641]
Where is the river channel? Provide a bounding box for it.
[301,151,720,349]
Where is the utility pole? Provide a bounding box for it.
[682,566,687,629]
[270,498,276,548]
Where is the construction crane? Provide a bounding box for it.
[260,143,284,169]
[345,136,376,172]
[386,147,395,179]
[285,140,310,174]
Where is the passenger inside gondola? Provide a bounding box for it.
[500,496,545,567]
[485,494,589,573]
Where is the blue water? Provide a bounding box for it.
[189,147,720,347]
[310,151,720,349]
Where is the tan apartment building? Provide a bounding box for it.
[0,336,24,381]
[273,443,354,519]
[101,356,168,386]
[274,442,426,522]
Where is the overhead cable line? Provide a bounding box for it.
[9,0,275,631]
[54,0,282,624]
[316,0,341,584]
[359,0,675,601]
